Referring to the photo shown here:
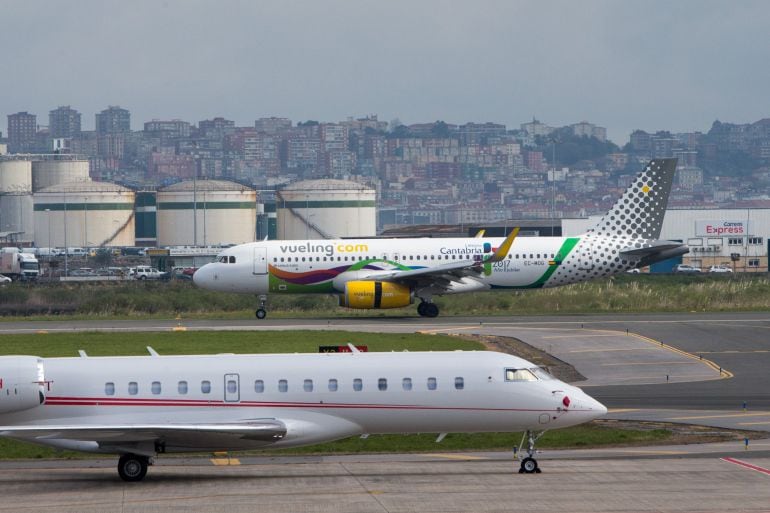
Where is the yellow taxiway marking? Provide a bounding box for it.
[417,326,478,334]
[211,457,240,466]
[738,421,770,426]
[668,412,770,421]
[607,408,641,414]
[172,326,187,332]
[541,333,620,339]
[425,453,487,461]
[613,449,688,455]
[601,361,700,366]
[35,330,48,334]
[569,347,655,353]
[698,350,770,354]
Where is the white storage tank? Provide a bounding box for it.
[33,181,135,247]
[0,160,34,242]
[276,179,376,239]
[32,159,90,192]
[156,179,257,246]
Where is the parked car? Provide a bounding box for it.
[708,265,733,273]
[0,273,11,284]
[133,266,164,280]
[674,264,702,273]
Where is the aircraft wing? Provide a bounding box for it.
[360,228,520,288]
[0,420,286,446]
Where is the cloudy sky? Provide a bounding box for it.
[2,0,768,143]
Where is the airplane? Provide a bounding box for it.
[193,158,686,318]
[0,348,607,481]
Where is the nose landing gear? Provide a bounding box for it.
[517,430,544,474]
[255,295,268,319]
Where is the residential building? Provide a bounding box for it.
[7,111,37,153]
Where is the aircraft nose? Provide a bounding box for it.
[575,393,608,420]
[192,264,212,288]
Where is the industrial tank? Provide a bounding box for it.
[156,179,257,246]
[33,181,135,247]
[276,179,376,239]
[0,160,34,242]
[31,159,90,192]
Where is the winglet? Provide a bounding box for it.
[147,346,159,357]
[486,227,519,263]
[474,229,485,238]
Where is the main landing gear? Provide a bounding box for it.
[255,295,268,319]
[517,430,544,474]
[417,301,439,318]
[118,453,151,482]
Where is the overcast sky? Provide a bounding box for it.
[2,0,768,143]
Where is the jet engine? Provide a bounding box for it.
[0,356,46,414]
[339,281,413,309]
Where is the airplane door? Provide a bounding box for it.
[224,374,240,402]
[253,247,267,275]
[578,237,595,271]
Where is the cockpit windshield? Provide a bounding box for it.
[218,255,236,264]
[530,367,554,380]
[504,368,538,382]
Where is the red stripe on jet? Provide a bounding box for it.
[721,457,770,476]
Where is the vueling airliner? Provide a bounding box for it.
[194,159,685,318]
[0,348,606,480]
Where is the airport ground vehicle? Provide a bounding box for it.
[133,266,165,280]
[674,264,701,273]
[708,265,733,273]
[0,273,11,284]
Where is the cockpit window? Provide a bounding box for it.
[219,256,228,263]
[505,368,538,382]
[530,367,554,380]
[229,256,236,263]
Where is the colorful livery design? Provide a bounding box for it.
[194,159,685,318]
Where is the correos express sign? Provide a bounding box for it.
[695,220,752,236]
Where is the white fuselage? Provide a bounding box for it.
[193,235,643,296]
[1,351,606,453]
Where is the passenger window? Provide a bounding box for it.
[505,369,538,382]
[402,377,413,391]
[227,379,237,394]
[255,380,264,393]
[328,378,338,392]
[279,379,288,392]
[427,377,437,390]
[378,378,387,391]
[201,380,211,394]
[353,378,363,391]
[178,381,188,395]
[151,381,161,395]
[105,382,115,395]
[455,377,464,390]
[229,256,235,263]
[280,257,285,262]
[304,379,313,392]
[128,382,138,395]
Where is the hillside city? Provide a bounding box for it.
[4,106,770,228]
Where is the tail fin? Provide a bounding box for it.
[589,158,677,239]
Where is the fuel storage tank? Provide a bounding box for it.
[33,181,135,247]
[276,179,376,239]
[0,160,34,243]
[31,159,90,192]
[156,179,257,246]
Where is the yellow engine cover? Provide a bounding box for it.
[340,281,413,309]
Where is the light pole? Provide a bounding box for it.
[63,188,68,276]
[84,195,88,253]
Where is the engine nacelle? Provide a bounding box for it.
[0,356,46,414]
[339,281,413,309]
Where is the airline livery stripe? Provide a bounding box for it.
[42,397,590,413]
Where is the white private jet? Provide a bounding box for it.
[194,159,686,318]
[0,348,606,481]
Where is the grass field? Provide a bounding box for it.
[3,273,770,320]
[0,330,745,460]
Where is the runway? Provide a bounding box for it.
[1,443,770,513]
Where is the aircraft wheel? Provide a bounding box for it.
[118,454,148,482]
[519,457,539,474]
[256,308,267,319]
[423,303,439,318]
[417,302,427,316]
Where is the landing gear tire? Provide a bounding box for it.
[255,295,268,320]
[118,454,149,482]
[417,301,439,318]
[519,457,540,474]
[255,308,267,319]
